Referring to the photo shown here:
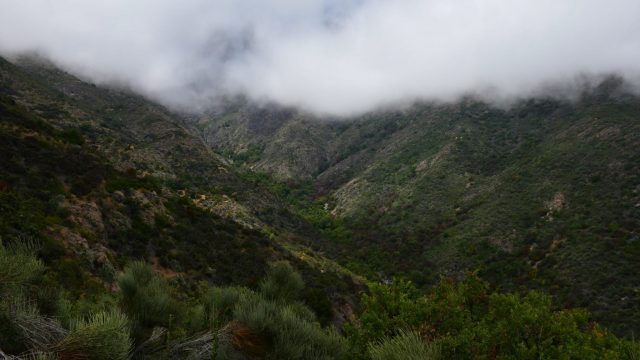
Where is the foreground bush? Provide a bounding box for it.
[258,261,304,302]
[2,238,638,360]
[350,273,638,360]
[54,311,131,360]
[204,262,346,359]
[0,238,44,293]
[369,331,440,360]
[0,238,48,353]
[225,292,346,359]
[118,261,178,329]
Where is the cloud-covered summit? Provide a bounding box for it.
[1,0,639,116]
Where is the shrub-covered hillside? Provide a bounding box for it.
[196,79,640,335]
[0,56,363,330]
[1,55,639,358]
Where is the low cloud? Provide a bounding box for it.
[1,0,639,116]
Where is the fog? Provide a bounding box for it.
[1,0,639,116]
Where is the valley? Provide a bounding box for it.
[1,56,639,358]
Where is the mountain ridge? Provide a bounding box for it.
[192,79,640,335]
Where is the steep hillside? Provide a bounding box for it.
[195,80,640,335]
[1,56,639,359]
[194,102,335,180]
[0,56,363,324]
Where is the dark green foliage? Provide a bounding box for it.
[259,261,305,302]
[2,231,639,360]
[118,261,179,333]
[200,83,640,334]
[222,143,265,164]
[202,286,253,328]
[369,331,440,360]
[55,311,131,360]
[303,288,335,326]
[201,263,346,360]
[0,238,45,293]
[158,197,273,285]
[57,128,85,145]
[228,293,347,360]
[349,274,636,359]
[0,239,47,353]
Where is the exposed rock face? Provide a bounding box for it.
[193,194,263,230]
[129,189,168,226]
[544,192,566,221]
[57,227,89,252]
[63,198,105,233]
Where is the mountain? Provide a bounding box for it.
[1,55,639,358]
[0,55,363,324]
[193,79,640,335]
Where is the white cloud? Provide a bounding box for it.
[1,0,639,115]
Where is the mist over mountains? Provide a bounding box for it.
[1,0,640,115]
[1,1,640,357]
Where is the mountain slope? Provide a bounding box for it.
[0,56,363,324]
[2,53,638,337]
[195,80,640,335]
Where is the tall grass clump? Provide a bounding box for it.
[223,286,346,359]
[202,286,253,329]
[258,261,304,303]
[0,238,44,293]
[54,311,131,360]
[0,238,49,354]
[369,331,441,360]
[118,261,177,330]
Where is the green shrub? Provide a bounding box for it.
[0,238,45,293]
[25,352,60,360]
[202,286,253,328]
[623,341,640,360]
[118,261,178,330]
[55,311,131,360]
[369,331,440,360]
[0,238,58,354]
[210,264,345,360]
[352,274,635,359]
[57,128,85,145]
[229,292,346,360]
[259,261,304,303]
[303,288,335,325]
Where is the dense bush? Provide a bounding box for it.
[206,262,346,359]
[0,238,45,293]
[54,311,131,360]
[259,261,305,302]
[227,292,347,359]
[118,261,178,330]
[348,273,639,360]
[2,235,640,359]
[1,251,349,359]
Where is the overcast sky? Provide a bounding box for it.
[1,0,639,116]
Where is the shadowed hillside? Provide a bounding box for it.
[0,55,363,325]
[195,79,640,335]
